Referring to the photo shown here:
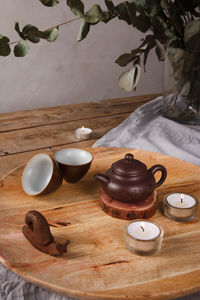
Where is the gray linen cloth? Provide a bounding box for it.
[1,95,200,299]
[93,94,200,166]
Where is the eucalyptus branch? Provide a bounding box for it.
[9,17,80,46]
[1,0,200,112]
[46,17,80,31]
[9,40,18,45]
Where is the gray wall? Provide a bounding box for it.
[0,0,163,113]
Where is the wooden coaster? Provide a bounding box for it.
[99,188,158,220]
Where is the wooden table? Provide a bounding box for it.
[0,94,159,177]
[1,94,199,300]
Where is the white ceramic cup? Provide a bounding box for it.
[22,153,63,196]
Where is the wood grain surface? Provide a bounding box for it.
[0,94,159,132]
[0,94,159,155]
[0,147,199,300]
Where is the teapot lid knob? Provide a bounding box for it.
[112,153,146,175]
[125,153,134,161]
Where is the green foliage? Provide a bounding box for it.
[67,0,200,108]
[39,0,60,7]
[0,35,11,56]
[76,20,90,42]
[15,22,59,44]
[0,0,200,108]
[184,20,200,44]
[66,0,84,17]
[12,22,59,57]
[84,5,111,24]
[105,0,115,11]
[14,40,30,57]
[155,40,166,61]
[118,64,141,92]
[23,25,40,43]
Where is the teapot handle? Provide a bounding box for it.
[148,165,167,188]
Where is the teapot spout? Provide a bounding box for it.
[94,174,109,185]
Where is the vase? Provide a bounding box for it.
[162,94,200,125]
[162,59,200,125]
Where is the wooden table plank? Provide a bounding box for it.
[0,113,129,155]
[0,94,160,132]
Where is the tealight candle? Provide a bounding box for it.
[124,220,164,256]
[163,193,199,222]
[75,126,92,140]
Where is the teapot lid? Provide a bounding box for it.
[111,153,146,176]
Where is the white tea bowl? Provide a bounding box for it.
[22,153,63,196]
[54,148,93,183]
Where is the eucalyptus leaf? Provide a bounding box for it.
[22,25,40,43]
[184,20,200,44]
[39,0,60,6]
[46,28,58,42]
[118,68,135,92]
[131,0,146,8]
[134,15,150,32]
[155,39,166,61]
[84,5,102,24]
[148,2,161,17]
[85,5,110,24]
[115,52,137,67]
[67,0,84,17]
[115,2,131,25]
[151,16,169,38]
[126,2,136,27]
[160,0,169,10]
[22,25,59,42]
[15,22,25,39]
[133,64,141,89]
[76,20,90,42]
[105,0,115,11]
[143,36,156,68]
[14,39,30,57]
[118,64,141,92]
[0,35,11,56]
[0,35,9,43]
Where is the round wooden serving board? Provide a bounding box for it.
[0,147,200,300]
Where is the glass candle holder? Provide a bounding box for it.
[124,220,164,256]
[163,193,199,222]
[75,126,92,140]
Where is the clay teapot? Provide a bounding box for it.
[94,153,167,203]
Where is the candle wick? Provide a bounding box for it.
[140,226,144,232]
[181,197,183,203]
